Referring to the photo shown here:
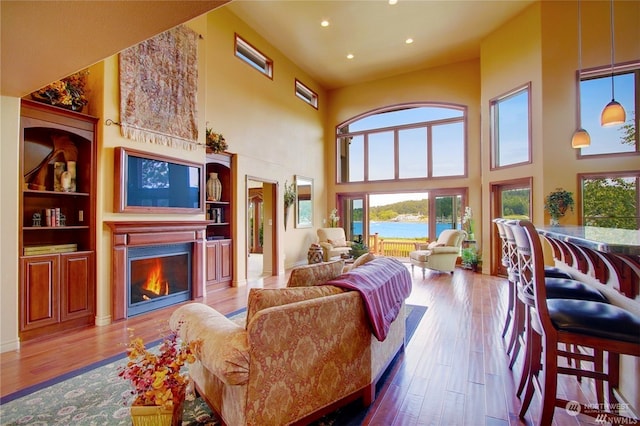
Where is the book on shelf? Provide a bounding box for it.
[24,243,78,256]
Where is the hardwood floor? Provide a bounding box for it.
[1,264,603,425]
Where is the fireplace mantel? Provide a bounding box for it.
[106,221,208,321]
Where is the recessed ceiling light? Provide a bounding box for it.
[321,20,330,27]
[389,0,398,4]
[347,53,354,59]
[405,38,414,44]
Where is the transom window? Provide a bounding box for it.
[490,84,531,169]
[336,104,466,183]
[577,63,639,157]
[235,34,273,78]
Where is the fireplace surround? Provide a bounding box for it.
[106,221,207,321]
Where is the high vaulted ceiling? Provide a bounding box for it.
[1,0,535,97]
[227,0,535,90]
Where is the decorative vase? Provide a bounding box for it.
[206,172,222,201]
[66,161,76,192]
[60,171,72,192]
[550,217,560,226]
[54,162,65,192]
[307,244,324,264]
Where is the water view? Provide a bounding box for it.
[352,221,455,239]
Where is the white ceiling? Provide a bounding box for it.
[1,0,535,97]
[227,0,536,90]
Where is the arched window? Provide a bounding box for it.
[336,103,466,183]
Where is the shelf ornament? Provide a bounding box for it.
[30,70,89,112]
[205,127,228,153]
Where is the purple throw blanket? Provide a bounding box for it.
[325,257,412,341]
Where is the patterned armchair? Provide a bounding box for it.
[409,229,466,277]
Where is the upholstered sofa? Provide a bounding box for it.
[170,257,410,426]
[317,227,353,261]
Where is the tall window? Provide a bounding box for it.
[490,84,531,169]
[581,172,639,229]
[577,64,639,156]
[337,104,466,183]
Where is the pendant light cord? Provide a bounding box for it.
[609,0,616,100]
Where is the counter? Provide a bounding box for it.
[537,225,639,302]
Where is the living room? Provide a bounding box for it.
[1,0,639,422]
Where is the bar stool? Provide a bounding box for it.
[512,220,640,425]
[492,219,513,340]
[502,221,609,398]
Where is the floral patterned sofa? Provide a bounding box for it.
[170,258,408,426]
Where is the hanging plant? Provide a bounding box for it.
[284,180,296,230]
[544,188,574,225]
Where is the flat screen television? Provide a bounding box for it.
[114,147,203,213]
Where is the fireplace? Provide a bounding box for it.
[127,243,192,317]
[106,221,208,321]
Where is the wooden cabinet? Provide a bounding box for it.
[206,239,233,289]
[205,152,233,291]
[19,99,97,341]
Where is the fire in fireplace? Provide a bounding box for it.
[127,243,192,317]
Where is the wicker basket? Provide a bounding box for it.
[130,398,184,426]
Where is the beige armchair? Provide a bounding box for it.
[317,227,353,261]
[409,229,466,277]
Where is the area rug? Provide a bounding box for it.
[0,305,426,425]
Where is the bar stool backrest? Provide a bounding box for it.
[511,220,553,331]
[493,219,509,269]
[502,220,522,287]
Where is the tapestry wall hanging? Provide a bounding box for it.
[119,25,199,150]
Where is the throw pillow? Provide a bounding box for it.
[427,241,445,249]
[351,252,376,268]
[287,259,345,287]
[328,237,347,247]
[246,286,345,325]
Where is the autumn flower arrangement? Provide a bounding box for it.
[118,327,201,410]
[31,70,89,111]
[205,127,228,153]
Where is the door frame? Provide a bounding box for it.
[489,177,533,276]
[246,175,279,277]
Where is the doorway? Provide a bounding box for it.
[490,177,532,276]
[246,176,278,280]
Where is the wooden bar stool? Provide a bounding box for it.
[503,220,609,398]
[512,220,640,425]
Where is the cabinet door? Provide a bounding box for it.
[219,240,233,282]
[20,255,60,331]
[60,251,95,321]
[206,241,219,284]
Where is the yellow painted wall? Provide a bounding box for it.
[204,8,328,277]
[0,96,21,352]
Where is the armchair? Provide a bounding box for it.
[409,229,466,277]
[317,227,353,261]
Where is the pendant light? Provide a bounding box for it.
[600,0,626,127]
[572,0,591,148]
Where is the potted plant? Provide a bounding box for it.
[118,329,201,426]
[544,188,574,226]
[350,241,369,258]
[461,247,480,272]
